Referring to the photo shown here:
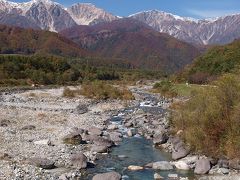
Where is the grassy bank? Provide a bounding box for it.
[152,80,206,97]
[170,74,240,158]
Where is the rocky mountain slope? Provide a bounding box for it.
[61,18,200,72]
[0,0,239,45]
[0,0,117,31]
[0,0,239,46]
[130,10,240,45]
[67,3,117,25]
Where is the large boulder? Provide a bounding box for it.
[62,132,82,145]
[109,132,122,143]
[229,159,240,170]
[218,159,229,168]
[93,137,113,148]
[75,104,88,114]
[82,134,99,142]
[29,158,55,169]
[70,153,87,169]
[91,145,108,153]
[194,159,211,174]
[152,161,174,170]
[153,133,168,145]
[171,137,190,160]
[92,171,121,180]
[172,160,190,170]
[172,147,190,160]
[88,126,103,136]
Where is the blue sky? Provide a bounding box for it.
[14,0,240,19]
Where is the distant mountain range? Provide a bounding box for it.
[130,10,240,45]
[0,0,240,45]
[0,0,117,32]
[61,18,200,72]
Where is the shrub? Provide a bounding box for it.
[153,79,177,97]
[171,74,240,158]
[62,87,80,98]
[80,81,134,100]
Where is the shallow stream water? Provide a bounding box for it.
[85,90,195,179]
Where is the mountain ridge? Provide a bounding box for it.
[0,0,240,45]
[61,18,200,72]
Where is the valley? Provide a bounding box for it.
[0,0,239,179]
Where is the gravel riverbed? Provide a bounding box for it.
[0,85,239,180]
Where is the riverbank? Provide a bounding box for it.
[0,84,239,179]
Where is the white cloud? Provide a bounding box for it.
[187,9,240,18]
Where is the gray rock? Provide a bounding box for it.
[172,147,189,160]
[75,104,88,114]
[172,160,190,170]
[62,132,82,145]
[0,120,10,127]
[71,127,86,135]
[59,174,68,180]
[198,175,240,180]
[88,126,103,136]
[218,159,229,168]
[127,128,137,137]
[194,159,211,174]
[82,134,99,142]
[128,165,144,171]
[21,125,36,130]
[92,171,121,180]
[0,153,12,161]
[145,162,153,168]
[91,145,108,153]
[168,174,178,179]
[229,159,240,170]
[152,161,174,170]
[29,158,55,169]
[109,132,122,143]
[154,173,164,179]
[218,168,229,174]
[153,133,168,145]
[93,137,113,147]
[108,124,118,130]
[125,121,133,128]
[34,139,51,146]
[70,153,87,169]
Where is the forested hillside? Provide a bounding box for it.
[177,39,240,83]
[0,25,87,57]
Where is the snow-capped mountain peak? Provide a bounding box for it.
[0,0,118,31]
[0,0,240,45]
[67,3,118,25]
[130,10,240,45]
[129,9,198,23]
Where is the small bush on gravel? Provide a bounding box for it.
[171,74,240,158]
[62,87,81,98]
[80,81,134,100]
